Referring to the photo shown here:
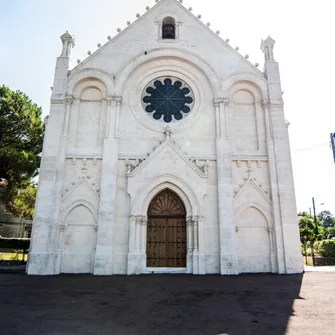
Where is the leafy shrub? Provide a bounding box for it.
[317,240,335,257]
[0,237,30,250]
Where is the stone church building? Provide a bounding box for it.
[27,0,303,275]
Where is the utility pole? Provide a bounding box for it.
[312,197,317,266]
[330,133,335,165]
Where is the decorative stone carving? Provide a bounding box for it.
[148,190,186,216]
[59,224,67,232]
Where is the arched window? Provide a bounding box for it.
[162,17,176,39]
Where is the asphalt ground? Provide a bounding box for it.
[0,272,334,335]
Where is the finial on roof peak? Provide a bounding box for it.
[264,35,276,46]
[60,31,75,57]
[261,35,276,62]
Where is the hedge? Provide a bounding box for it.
[317,240,335,258]
[0,237,30,250]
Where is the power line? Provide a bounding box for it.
[292,142,328,152]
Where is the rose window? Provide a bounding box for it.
[142,77,194,123]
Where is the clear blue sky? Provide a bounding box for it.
[1,0,334,215]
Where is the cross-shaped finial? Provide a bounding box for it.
[81,167,88,176]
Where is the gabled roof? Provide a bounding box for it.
[70,0,262,75]
[234,177,271,205]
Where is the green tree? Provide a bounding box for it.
[318,210,335,229]
[5,185,37,219]
[298,212,324,262]
[325,226,335,240]
[0,85,44,213]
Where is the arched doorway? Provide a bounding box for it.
[147,189,187,268]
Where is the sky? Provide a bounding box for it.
[1,0,334,215]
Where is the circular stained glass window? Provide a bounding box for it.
[142,77,194,123]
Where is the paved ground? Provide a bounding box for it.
[305,265,335,272]
[0,272,334,335]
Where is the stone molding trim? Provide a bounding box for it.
[222,72,269,99]
[60,198,98,224]
[234,177,271,204]
[115,48,221,95]
[125,137,208,178]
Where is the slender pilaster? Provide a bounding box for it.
[192,216,199,274]
[155,21,163,39]
[214,98,239,275]
[262,100,285,273]
[55,224,66,274]
[140,216,148,272]
[105,98,112,138]
[114,97,122,138]
[186,216,193,273]
[63,95,73,137]
[94,96,122,275]
[267,227,276,273]
[197,215,206,275]
[175,21,182,39]
[127,215,142,275]
[135,216,141,251]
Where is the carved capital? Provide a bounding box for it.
[175,21,183,26]
[65,94,74,105]
[262,99,270,109]
[213,98,224,107]
[213,98,230,108]
[192,216,199,225]
[106,97,113,106]
[223,98,231,107]
[141,216,148,226]
[59,224,67,232]
[112,96,122,105]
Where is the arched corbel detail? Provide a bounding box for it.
[67,68,115,97]
[222,73,269,100]
[115,48,221,96]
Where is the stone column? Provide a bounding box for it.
[186,216,193,273]
[197,215,206,275]
[114,97,122,138]
[140,216,148,272]
[135,216,141,252]
[175,21,183,39]
[192,216,199,274]
[267,227,276,273]
[105,98,112,138]
[156,21,163,39]
[94,96,121,275]
[127,215,142,275]
[63,95,73,137]
[55,224,66,273]
[214,98,239,275]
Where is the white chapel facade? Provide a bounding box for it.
[27,0,303,275]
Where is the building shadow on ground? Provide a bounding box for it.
[0,273,303,335]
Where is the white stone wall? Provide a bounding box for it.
[27,0,303,275]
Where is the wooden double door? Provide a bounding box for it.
[146,190,187,268]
